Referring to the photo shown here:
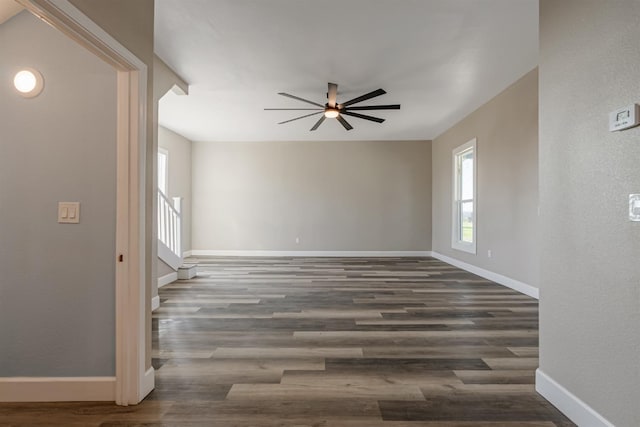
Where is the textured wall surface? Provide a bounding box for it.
[539,1,640,425]
[0,12,117,376]
[192,140,432,252]
[432,69,539,288]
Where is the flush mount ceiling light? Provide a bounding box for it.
[324,108,339,119]
[13,68,44,98]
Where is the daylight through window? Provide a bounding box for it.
[452,138,476,253]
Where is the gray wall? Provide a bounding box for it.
[432,69,539,287]
[0,12,117,376]
[159,126,192,254]
[70,0,156,372]
[539,1,640,425]
[157,259,175,278]
[192,140,432,251]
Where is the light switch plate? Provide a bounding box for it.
[609,104,640,132]
[629,194,640,222]
[58,202,80,224]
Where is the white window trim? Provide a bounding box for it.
[451,138,477,254]
[158,147,169,196]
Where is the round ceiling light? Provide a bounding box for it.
[324,108,339,119]
[14,68,44,98]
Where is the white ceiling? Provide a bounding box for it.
[155,0,538,142]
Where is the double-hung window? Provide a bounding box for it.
[452,138,476,253]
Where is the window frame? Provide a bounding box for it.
[451,138,477,254]
[158,147,169,195]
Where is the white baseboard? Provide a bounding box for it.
[430,251,539,299]
[190,250,432,257]
[151,295,160,311]
[140,367,155,401]
[183,250,192,258]
[0,377,115,402]
[158,272,178,288]
[536,369,614,427]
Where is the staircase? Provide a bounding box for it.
[157,190,182,270]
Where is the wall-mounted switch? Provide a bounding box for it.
[630,194,640,222]
[58,202,80,224]
[609,104,640,132]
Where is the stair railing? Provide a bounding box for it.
[157,189,181,259]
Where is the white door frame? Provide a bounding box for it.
[18,0,151,405]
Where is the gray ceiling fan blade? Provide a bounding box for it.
[278,111,324,125]
[341,88,386,107]
[278,92,324,108]
[336,115,354,130]
[310,116,326,131]
[346,104,400,111]
[341,111,385,123]
[265,108,323,111]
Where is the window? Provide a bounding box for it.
[158,148,168,195]
[452,138,476,253]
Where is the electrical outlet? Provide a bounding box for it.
[487,250,492,258]
[295,237,300,244]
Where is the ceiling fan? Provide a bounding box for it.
[265,82,400,131]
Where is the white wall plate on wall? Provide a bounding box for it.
[609,104,639,132]
[630,194,640,222]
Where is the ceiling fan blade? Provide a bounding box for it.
[341,111,385,123]
[310,116,326,131]
[340,88,386,107]
[265,108,323,111]
[336,115,354,131]
[277,111,323,125]
[346,104,400,111]
[278,92,324,108]
[327,82,338,108]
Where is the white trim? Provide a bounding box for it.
[151,296,160,311]
[19,0,149,406]
[183,250,192,258]
[430,251,539,299]
[0,377,115,402]
[157,147,169,195]
[141,367,155,400]
[158,238,182,270]
[536,369,614,427]
[158,272,178,288]
[452,138,477,254]
[190,250,432,257]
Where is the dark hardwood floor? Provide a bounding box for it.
[0,256,575,426]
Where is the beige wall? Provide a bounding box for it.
[539,1,640,425]
[159,126,193,253]
[152,55,189,298]
[192,140,432,252]
[431,69,539,288]
[68,0,155,372]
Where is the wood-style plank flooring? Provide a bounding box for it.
[0,257,575,426]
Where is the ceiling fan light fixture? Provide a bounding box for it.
[324,108,339,119]
[267,83,400,131]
